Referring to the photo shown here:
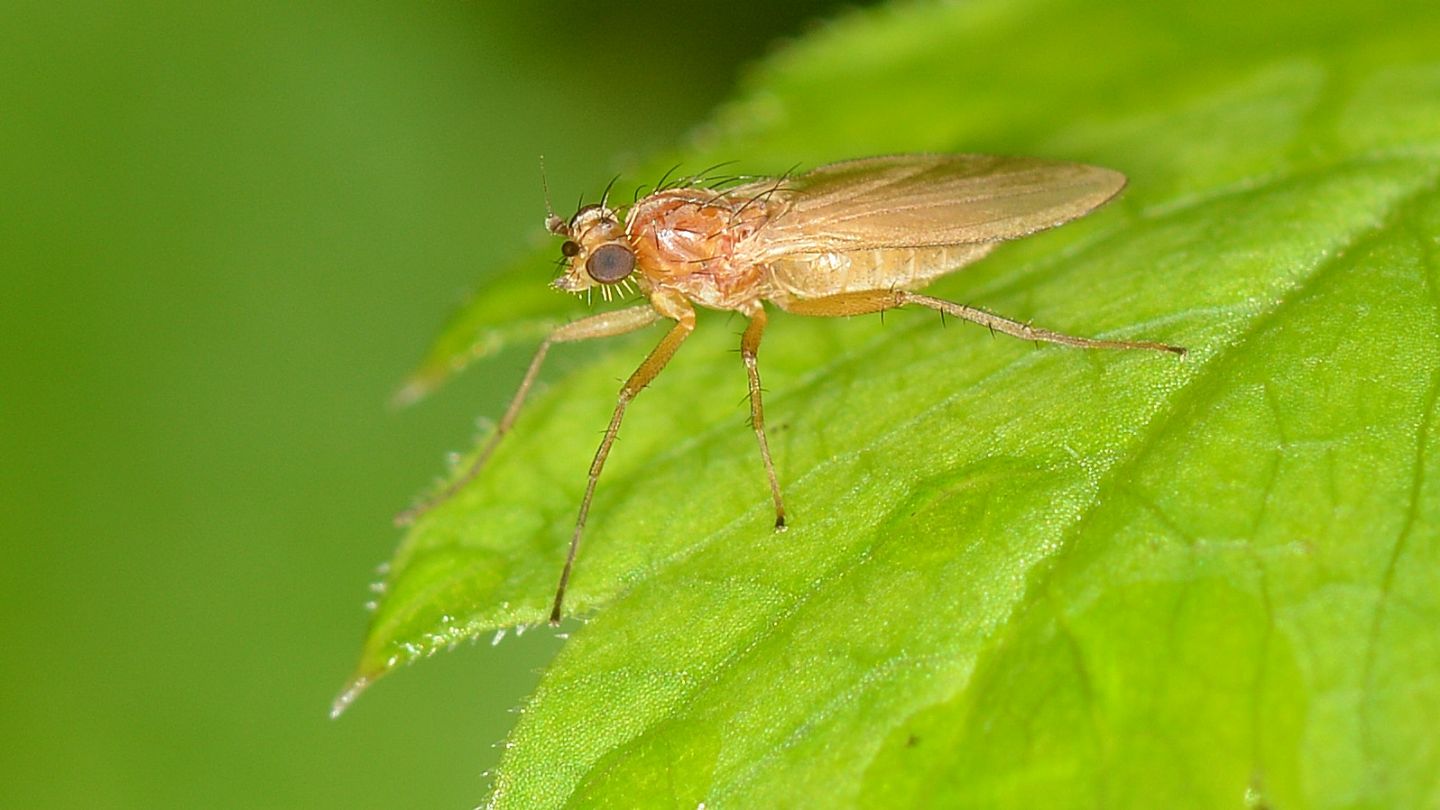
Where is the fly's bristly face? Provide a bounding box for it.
[548,204,641,300]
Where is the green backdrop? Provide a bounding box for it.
[0,2,853,807]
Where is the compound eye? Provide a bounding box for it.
[585,243,635,283]
[560,240,580,258]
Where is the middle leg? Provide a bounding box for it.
[740,304,787,530]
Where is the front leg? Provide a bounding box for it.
[397,304,661,526]
[551,293,697,623]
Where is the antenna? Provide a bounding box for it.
[541,155,566,235]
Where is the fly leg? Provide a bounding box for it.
[740,304,787,531]
[551,296,696,624]
[778,290,1186,356]
[395,304,661,527]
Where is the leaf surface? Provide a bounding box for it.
[349,1,1440,807]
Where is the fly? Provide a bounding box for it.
[397,153,1186,624]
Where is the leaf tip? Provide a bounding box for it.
[329,672,373,720]
[389,376,434,410]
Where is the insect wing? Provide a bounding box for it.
[736,154,1126,261]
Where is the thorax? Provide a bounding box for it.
[625,189,778,311]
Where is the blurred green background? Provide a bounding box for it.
[0,2,865,806]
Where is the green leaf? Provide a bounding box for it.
[347,0,1440,806]
[389,270,565,407]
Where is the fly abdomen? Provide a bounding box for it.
[768,242,995,300]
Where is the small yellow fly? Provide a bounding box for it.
[400,154,1185,623]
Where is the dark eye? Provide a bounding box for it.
[585,243,635,283]
[560,240,580,258]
